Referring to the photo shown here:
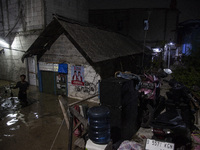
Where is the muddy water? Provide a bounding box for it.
[0,85,90,150]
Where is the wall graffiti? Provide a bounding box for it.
[75,81,98,95]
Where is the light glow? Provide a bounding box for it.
[6,118,18,126]
[152,48,162,53]
[0,39,9,48]
[168,42,174,46]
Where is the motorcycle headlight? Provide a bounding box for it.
[163,129,172,134]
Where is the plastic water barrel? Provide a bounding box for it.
[88,106,110,144]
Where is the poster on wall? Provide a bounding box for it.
[71,66,84,86]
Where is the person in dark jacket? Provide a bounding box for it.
[13,74,29,106]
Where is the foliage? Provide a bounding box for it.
[173,66,200,87]
[172,48,200,97]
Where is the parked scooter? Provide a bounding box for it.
[115,72,165,128]
[150,80,199,150]
[138,74,165,128]
[151,109,191,150]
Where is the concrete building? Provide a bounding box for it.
[22,16,146,100]
[89,0,200,68]
[177,20,200,55]
[89,0,200,23]
[89,8,179,48]
[0,0,88,82]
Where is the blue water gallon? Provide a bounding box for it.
[88,106,110,144]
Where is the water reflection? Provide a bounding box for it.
[7,118,18,126]
[5,111,27,126]
[9,125,20,131]
[7,114,17,118]
[34,112,39,119]
[0,96,28,128]
[1,97,20,110]
[0,86,69,150]
[3,134,14,137]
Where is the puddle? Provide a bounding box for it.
[9,125,20,131]
[0,97,21,120]
[6,118,18,126]
[3,134,14,137]
[0,85,77,150]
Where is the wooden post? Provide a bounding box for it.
[58,95,98,149]
[58,95,70,129]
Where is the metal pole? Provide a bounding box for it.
[168,46,171,68]
[68,114,73,150]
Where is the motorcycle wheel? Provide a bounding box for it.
[141,104,154,128]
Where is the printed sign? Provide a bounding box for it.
[39,62,58,72]
[145,139,174,150]
[39,62,68,73]
[71,66,84,86]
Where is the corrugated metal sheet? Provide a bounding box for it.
[22,16,145,63]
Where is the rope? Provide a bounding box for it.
[49,118,64,150]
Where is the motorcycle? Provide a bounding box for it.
[138,74,165,128]
[115,72,165,128]
[149,80,199,150]
[150,109,191,150]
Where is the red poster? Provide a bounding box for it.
[71,66,84,86]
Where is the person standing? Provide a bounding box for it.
[77,71,83,82]
[72,70,78,81]
[13,74,29,106]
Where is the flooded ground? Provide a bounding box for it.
[0,80,97,150]
[1,78,199,150]
[0,78,171,150]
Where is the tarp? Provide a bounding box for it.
[58,64,68,73]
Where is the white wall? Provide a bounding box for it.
[40,34,100,101]
[0,0,44,82]
[0,0,89,82]
[67,64,100,101]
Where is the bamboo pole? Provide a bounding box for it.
[58,95,70,129]
[69,94,99,107]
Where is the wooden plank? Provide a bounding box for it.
[58,95,70,129]
[73,122,82,132]
[69,107,88,128]
[69,94,99,107]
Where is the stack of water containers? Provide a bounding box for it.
[87,106,110,147]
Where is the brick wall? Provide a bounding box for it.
[0,0,89,82]
[0,0,44,36]
[40,34,100,101]
[25,0,45,31]
[0,33,39,81]
[0,0,44,82]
